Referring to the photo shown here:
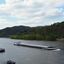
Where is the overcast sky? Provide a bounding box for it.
[0,0,64,29]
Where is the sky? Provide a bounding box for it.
[0,0,64,29]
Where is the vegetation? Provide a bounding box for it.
[10,34,56,41]
[0,21,64,41]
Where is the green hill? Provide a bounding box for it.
[0,21,64,41]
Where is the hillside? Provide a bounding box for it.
[0,21,64,41]
[0,26,31,37]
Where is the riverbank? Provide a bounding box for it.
[10,34,57,41]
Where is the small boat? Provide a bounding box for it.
[0,48,5,53]
[45,46,56,50]
[7,60,16,64]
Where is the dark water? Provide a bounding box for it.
[0,38,64,64]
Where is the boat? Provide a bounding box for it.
[44,46,56,50]
[14,42,43,49]
[0,48,5,53]
[14,42,59,50]
[7,60,16,64]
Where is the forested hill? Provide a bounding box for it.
[0,21,64,41]
[0,26,31,37]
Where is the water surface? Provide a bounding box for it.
[0,38,64,64]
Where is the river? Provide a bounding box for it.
[0,38,64,64]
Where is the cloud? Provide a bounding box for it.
[0,0,64,29]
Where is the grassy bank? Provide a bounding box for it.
[10,34,56,41]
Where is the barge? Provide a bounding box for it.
[14,42,59,50]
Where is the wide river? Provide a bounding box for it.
[0,38,64,64]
